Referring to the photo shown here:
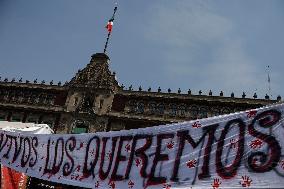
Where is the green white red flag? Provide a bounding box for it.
[106,19,114,32]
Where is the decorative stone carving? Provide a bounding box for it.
[68,53,118,92]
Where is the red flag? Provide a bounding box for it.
[1,166,28,189]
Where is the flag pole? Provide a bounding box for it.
[103,6,118,54]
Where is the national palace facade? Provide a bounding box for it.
[0,53,281,188]
[0,53,281,135]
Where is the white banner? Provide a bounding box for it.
[0,103,284,188]
[0,122,53,189]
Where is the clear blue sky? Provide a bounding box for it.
[1,0,284,99]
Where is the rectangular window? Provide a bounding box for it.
[72,127,87,134]
[0,114,6,121]
[11,115,22,122]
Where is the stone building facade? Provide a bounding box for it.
[0,53,281,188]
[0,53,281,136]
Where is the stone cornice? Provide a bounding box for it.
[0,103,65,113]
[0,81,67,91]
[117,90,276,105]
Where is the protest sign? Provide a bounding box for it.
[0,103,283,188]
[0,122,53,189]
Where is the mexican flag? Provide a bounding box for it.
[106,19,113,32]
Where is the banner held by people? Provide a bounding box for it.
[0,122,53,189]
[0,103,283,188]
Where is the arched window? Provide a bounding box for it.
[136,102,144,114]
[10,91,17,103]
[179,104,186,117]
[157,103,165,115]
[222,108,230,115]
[199,107,208,118]
[212,108,220,116]
[190,106,199,119]
[48,95,55,105]
[30,93,38,104]
[169,104,178,116]
[128,101,136,113]
[39,93,47,105]
[3,90,9,102]
[149,102,157,114]
[34,95,40,104]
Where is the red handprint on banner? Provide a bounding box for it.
[249,139,263,149]
[186,159,197,168]
[125,143,131,152]
[95,181,100,188]
[109,181,115,189]
[135,158,142,167]
[75,175,80,180]
[107,151,112,160]
[90,149,96,157]
[71,174,76,180]
[80,142,84,148]
[240,175,252,187]
[77,142,84,150]
[128,180,134,188]
[163,183,171,189]
[279,159,284,169]
[167,141,175,149]
[247,110,257,118]
[211,178,222,189]
[75,165,81,172]
[230,138,238,149]
[192,121,201,128]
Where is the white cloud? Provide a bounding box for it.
[144,1,233,47]
[206,38,264,94]
[142,0,266,96]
